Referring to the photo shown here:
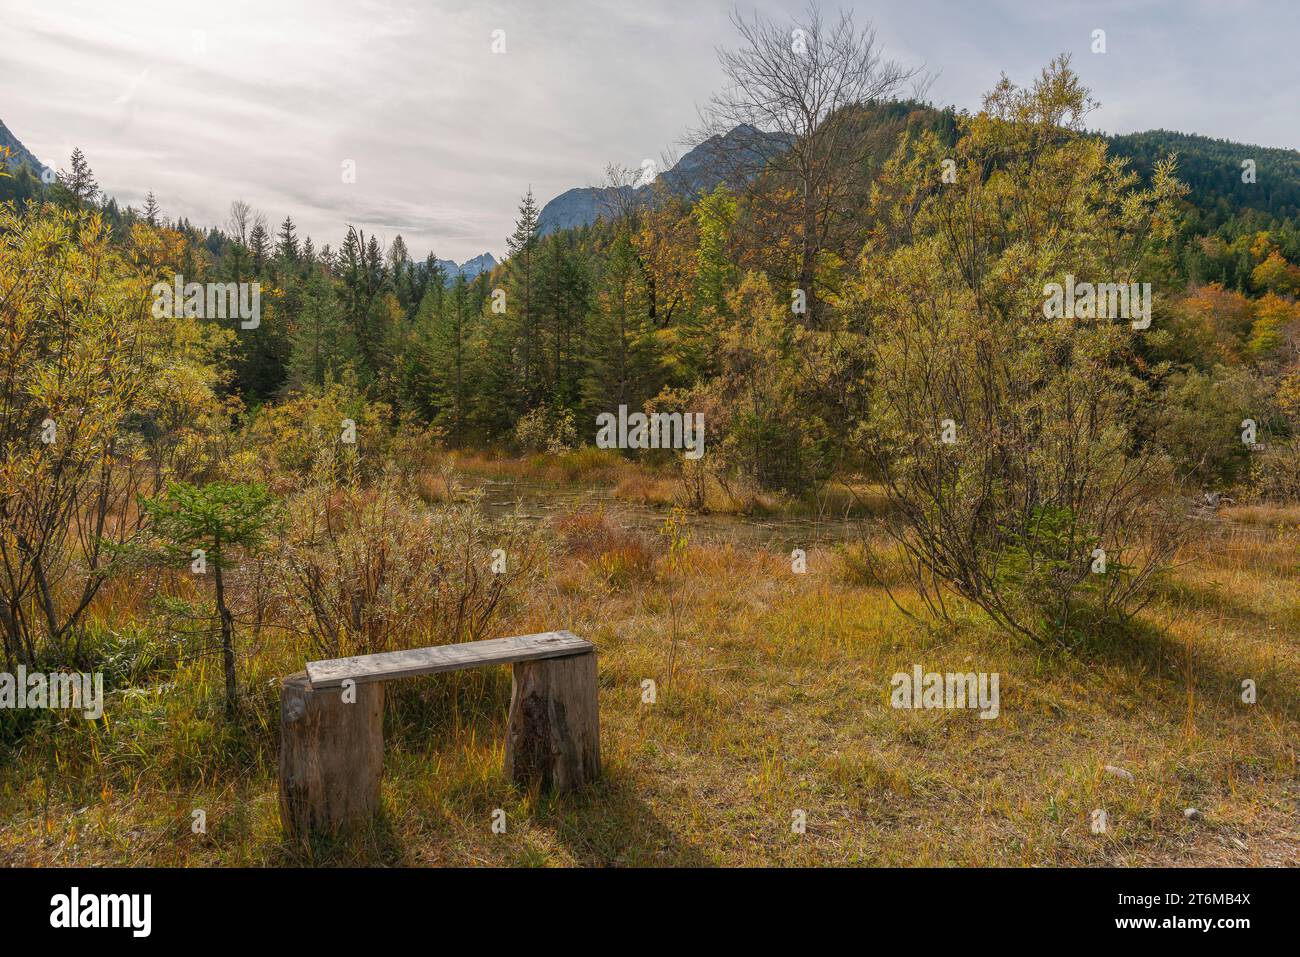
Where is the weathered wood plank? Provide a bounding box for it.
[305,630,594,688]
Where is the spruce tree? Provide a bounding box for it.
[277,215,299,262]
[581,233,661,424]
[143,190,161,226]
[57,147,98,205]
[249,219,270,272]
[506,189,542,403]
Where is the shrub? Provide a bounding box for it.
[554,509,656,585]
[271,457,541,658]
[1149,365,1265,488]
[232,378,391,491]
[848,59,1187,645]
[513,402,577,454]
[0,204,161,665]
[1250,439,1300,502]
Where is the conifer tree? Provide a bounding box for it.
[143,190,161,226]
[276,215,299,262]
[581,233,661,423]
[57,147,99,205]
[506,189,542,403]
[249,218,270,272]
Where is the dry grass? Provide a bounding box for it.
[1220,502,1300,528]
[553,511,659,588]
[1,496,1296,867]
[447,447,628,485]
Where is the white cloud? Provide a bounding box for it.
[1,0,1295,261]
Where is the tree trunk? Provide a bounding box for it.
[799,176,818,326]
[279,672,385,843]
[213,563,237,717]
[504,651,600,793]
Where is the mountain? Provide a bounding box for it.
[536,185,637,237]
[433,252,497,281]
[537,124,792,236]
[0,117,44,173]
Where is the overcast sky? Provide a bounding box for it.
[2,0,1297,262]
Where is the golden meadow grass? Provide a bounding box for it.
[1,480,1294,867]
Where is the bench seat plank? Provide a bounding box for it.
[305,630,594,688]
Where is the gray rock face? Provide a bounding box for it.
[536,124,792,236]
[536,185,638,237]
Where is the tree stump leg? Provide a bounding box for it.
[504,651,600,793]
[279,671,384,842]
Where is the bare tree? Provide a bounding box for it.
[696,2,921,323]
[599,146,683,229]
[598,162,646,231]
[226,199,252,246]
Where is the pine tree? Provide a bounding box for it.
[143,190,161,226]
[290,270,351,389]
[506,188,542,404]
[141,481,274,717]
[537,234,589,409]
[57,147,99,205]
[249,218,270,272]
[276,215,299,262]
[337,227,392,389]
[581,233,661,423]
[403,274,472,439]
[468,275,521,440]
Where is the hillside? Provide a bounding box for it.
[532,106,1300,246]
[1109,128,1300,225]
[0,118,43,173]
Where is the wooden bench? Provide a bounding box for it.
[278,631,599,841]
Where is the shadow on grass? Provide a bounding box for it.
[536,766,710,867]
[265,767,706,868]
[1151,576,1297,631]
[1066,611,1299,723]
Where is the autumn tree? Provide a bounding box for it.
[849,57,1187,645]
[0,206,154,665]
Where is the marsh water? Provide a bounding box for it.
[468,476,1260,552]
[470,476,864,550]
